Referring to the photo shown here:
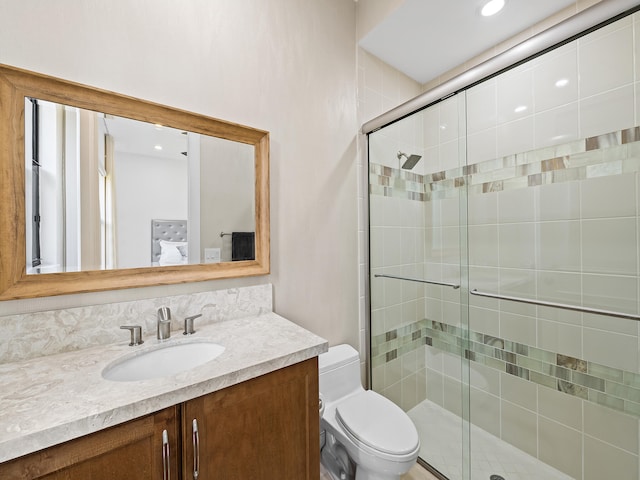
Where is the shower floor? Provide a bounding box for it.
[408,400,573,480]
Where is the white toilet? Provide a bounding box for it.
[319,344,420,480]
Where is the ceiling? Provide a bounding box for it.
[103,115,187,161]
[359,0,577,84]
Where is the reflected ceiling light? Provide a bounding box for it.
[514,105,527,113]
[555,78,569,88]
[154,145,163,151]
[481,0,505,17]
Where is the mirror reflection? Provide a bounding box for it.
[25,99,255,274]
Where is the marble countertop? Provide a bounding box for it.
[0,312,328,463]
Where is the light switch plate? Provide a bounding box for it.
[204,248,221,263]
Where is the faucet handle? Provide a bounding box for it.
[183,314,202,335]
[120,325,144,346]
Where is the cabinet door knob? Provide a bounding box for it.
[192,419,200,480]
[162,429,170,480]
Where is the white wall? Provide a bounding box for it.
[199,136,254,262]
[356,0,404,40]
[114,152,188,269]
[0,0,359,350]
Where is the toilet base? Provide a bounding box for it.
[321,441,356,480]
[321,434,411,480]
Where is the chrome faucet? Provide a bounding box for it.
[157,307,172,341]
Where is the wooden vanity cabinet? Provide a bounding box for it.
[0,406,180,480]
[182,357,320,480]
[0,357,319,480]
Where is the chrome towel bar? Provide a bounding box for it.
[470,289,640,321]
[374,274,460,289]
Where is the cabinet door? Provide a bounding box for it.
[183,358,320,480]
[0,406,179,480]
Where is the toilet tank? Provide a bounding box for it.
[319,344,363,404]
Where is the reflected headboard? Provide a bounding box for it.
[151,219,188,264]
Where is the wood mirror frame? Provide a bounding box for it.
[0,64,269,300]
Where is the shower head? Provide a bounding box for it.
[397,151,422,170]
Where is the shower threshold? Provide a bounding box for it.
[408,400,573,480]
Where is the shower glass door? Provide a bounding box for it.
[463,14,640,479]
[368,92,471,480]
[368,10,640,480]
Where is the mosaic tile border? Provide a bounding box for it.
[369,127,640,202]
[372,319,640,418]
[369,164,427,201]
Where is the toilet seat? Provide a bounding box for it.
[335,390,419,457]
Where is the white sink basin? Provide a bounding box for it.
[102,340,225,382]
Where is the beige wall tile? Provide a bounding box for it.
[500,311,537,346]
[538,220,581,272]
[580,85,635,138]
[384,356,402,389]
[402,372,419,411]
[582,274,638,318]
[584,435,639,480]
[538,386,583,431]
[582,218,637,275]
[581,172,636,219]
[426,368,445,407]
[470,362,500,395]
[416,367,427,404]
[584,402,639,454]
[501,400,538,458]
[498,186,536,223]
[501,372,537,412]
[537,180,581,221]
[583,327,639,372]
[443,375,463,416]
[470,387,501,437]
[579,23,633,97]
[537,318,582,359]
[539,417,583,479]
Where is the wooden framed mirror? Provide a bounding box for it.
[0,64,269,300]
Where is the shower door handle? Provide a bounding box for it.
[470,289,640,321]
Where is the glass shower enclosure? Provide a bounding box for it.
[367,8,640,480]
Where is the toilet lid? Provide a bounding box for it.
[336,390,419,455]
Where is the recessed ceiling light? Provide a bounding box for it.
[481,0,505,17]
[154,145,163,151]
